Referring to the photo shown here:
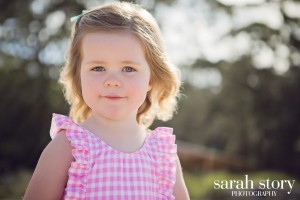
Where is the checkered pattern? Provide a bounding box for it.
[50,114,177,200]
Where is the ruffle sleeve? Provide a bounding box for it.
[153,127,177,200]
[50,113,89,199]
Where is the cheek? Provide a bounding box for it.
[129,77,150,98]
[81,73,97,88]
[80,74,99,99]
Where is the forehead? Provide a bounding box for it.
[80,30,146,62]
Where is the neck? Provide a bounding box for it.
[80,112,147,153]
[82,111,143,137]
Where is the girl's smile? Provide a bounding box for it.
[102,95,125,101]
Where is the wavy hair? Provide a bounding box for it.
[59,2,181,128]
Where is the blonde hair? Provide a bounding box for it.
[60,2,181,128]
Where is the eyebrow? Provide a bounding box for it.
[84,61,106,65]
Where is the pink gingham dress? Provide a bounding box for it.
[50,114,177,200]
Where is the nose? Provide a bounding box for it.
[104,75,121,87]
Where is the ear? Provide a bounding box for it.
[147,83,152,91]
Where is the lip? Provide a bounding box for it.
[102,95,125,100]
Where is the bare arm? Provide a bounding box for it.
[174,156,190,200]
[24,130,74,200]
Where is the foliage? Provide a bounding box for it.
[153,0,300,178]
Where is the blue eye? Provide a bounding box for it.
[122,66,136,72]
[92,66,105,72]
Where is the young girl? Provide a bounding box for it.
[24,2,189,199]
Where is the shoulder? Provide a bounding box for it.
[43,130,74,161]
[50,113,82,139]
[150,126,176,152]
[150,127,175,140]
[24,131,74,199]
[152,127,173,134]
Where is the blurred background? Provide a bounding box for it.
[0,0,300,199]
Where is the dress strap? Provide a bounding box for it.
[153,127,177,199]
[50,113,89,199]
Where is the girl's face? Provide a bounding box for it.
[80,31,151,122]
